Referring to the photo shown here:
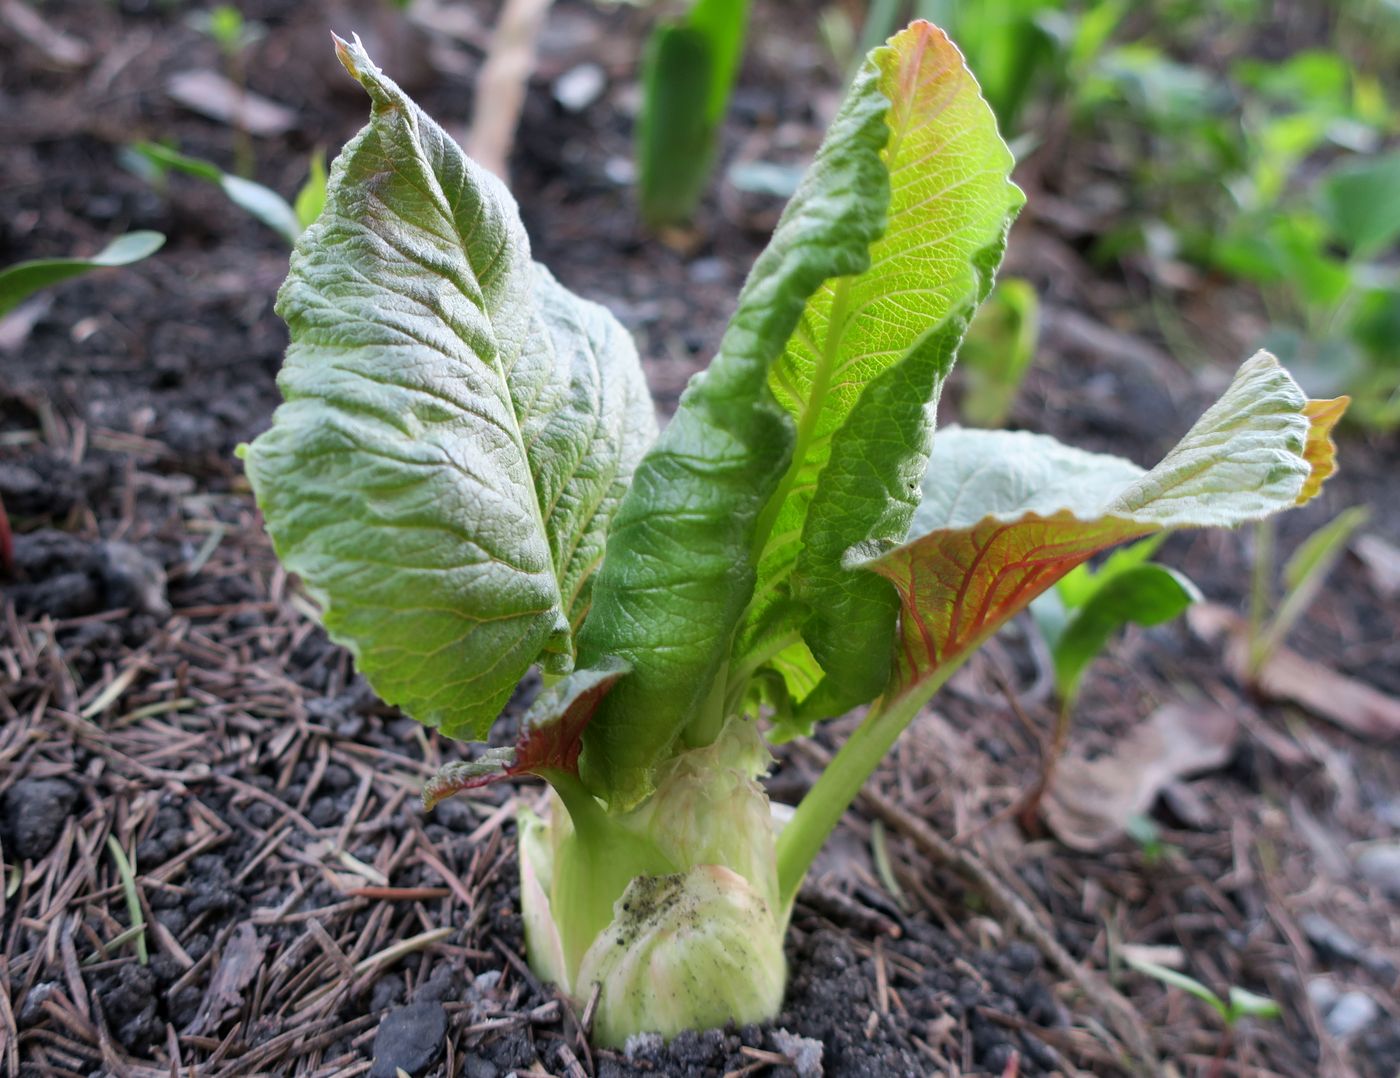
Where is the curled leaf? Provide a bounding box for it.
[867,352,1345,698]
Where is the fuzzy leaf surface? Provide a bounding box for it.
[242,37,654,741]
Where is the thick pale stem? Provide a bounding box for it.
[541,770,675,983]
[774,665,957,907]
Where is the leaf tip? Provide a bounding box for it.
[331,31,375,86]
[1298,394,1349,504]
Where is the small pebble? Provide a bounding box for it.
[1307,977,1339,1015]
[553,63,606,112]
[604,157,635,185]
[1300,913,1363,965]
[1326,991,1379,1038]
[623,1032,663,1060]
[688,257,729,286]
[369,1002,447,1078]
[2,778,78,859]
[97,540,170,618]
[1356,844,1400,899]
[771,1028,823,1077]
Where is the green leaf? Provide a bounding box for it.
[1255,504,1369,664]
[1319,150,1400,261]
[1054,532,1167,609]
[958,277,1039,428]
[242,36,655,742]
[577,45,893,809]
[865,352,1345,702]
[1226,986,1281,1022]
[133,141,302,245]
[294,149,328,231]
[1047,563,1199,703]
[636,26,714,227]
[689,0,750,124]
[747,21,1024,727]
[917,0,1063,133]
[0,232,164,317]
[1124,955,1227,1022]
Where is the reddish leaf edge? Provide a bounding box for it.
[866,392,1346,700]
[422,659,629,809]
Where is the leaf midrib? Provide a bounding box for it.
[748,274,855,567]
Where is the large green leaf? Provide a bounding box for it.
[741,22,1024,727]
[241,37,655,741]
[865,352,1345,701]
[0,231,164,317]
[577,51,893,809]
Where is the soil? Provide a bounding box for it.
[3,1,1398,1077]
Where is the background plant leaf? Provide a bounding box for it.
[1046,563,1199,702]
[0,231,164,317]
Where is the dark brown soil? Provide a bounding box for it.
[3,1,1398,1076]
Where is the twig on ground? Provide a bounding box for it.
[466,0,555,179]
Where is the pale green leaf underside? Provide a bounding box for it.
[242,37,654,741]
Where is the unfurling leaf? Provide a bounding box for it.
[757,22,1025,727]
[576,41,893,809]
[422,661,629,808]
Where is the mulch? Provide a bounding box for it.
[3,1,1398,1075]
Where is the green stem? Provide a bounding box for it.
[1246,518,1274,679]
[774,666,954,907]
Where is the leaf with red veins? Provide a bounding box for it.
[423,660,628,809]
[861,352,1346,699]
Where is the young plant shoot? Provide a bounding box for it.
[242,25,1346,1046]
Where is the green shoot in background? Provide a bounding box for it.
[1247,504,1370,681]
[956,277,1040,427]
[0,231,164,318]
[636,0,750,226]
[127,142,326,246]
